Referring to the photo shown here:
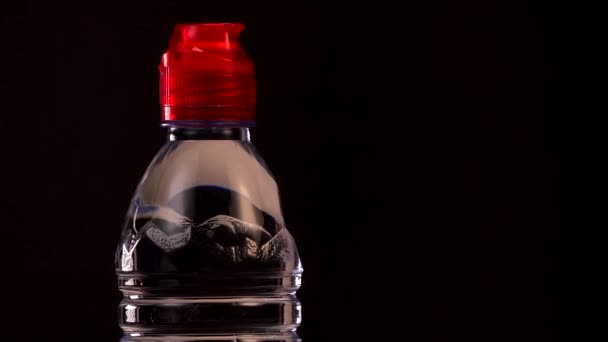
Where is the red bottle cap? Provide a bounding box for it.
[159,23,256,124]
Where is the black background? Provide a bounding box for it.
[0,1,596,341]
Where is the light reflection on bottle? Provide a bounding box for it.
[119,333,302,341]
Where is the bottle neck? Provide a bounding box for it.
[164,122,251,141]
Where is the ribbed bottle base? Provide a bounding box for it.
[118,271,302,340]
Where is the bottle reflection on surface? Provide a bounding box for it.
[119,332,302,341]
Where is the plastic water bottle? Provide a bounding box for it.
[115,23,302,341]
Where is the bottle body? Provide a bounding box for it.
[116,128,302,341]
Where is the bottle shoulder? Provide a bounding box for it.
[138,140,283,225]
[116,139,300,274]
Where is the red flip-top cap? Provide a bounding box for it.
[159,23,256,124]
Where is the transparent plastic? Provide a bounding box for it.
[116,126,302,341]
